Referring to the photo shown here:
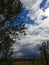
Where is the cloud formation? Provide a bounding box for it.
[13,0,49,57]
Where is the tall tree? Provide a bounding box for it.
[39,41,49,65]
[0,0,25,65]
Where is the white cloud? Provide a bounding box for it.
[45,8,49,17]
[21,0,49,43]
[21,0,42,10]
[13,0,49,57]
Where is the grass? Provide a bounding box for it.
[13,58,49,65]
[0,58,49,65]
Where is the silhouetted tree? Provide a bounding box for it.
[0,0,26,65]
[39,41,49,65]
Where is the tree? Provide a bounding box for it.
[39,41,49,65]
[0,0,25,65]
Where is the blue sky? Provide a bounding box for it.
[13,0,49,57]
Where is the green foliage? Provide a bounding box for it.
[0,0,26,65]
[0,0,22,23]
